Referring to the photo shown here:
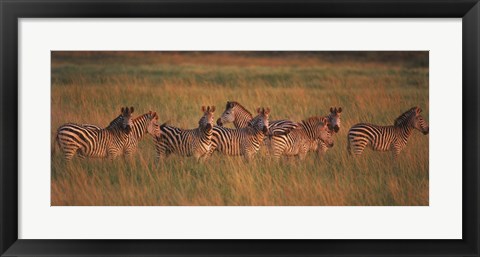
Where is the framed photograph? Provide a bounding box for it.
[1,0,479,256]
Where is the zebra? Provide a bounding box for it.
[208,107,270,160]
[155,106,215,161]
[269,116,333,160]
[315,107,342,156]
[55,106,134,160]
[123,111,161,157]
[216,101,297,136]
[347,106,429,157]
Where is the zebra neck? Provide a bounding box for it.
[234,119,251,128]
[397,123,414,142]
[299,123,316,140]
[249,127,266,142]
[233,112,253,128]
[196,127,212,139]
[132,117,148,139]
[106,115,123,130]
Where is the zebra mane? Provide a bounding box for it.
[160,122,169,128]
[394,107,418,126]
[301,116,328,127]
[228,101,253,118]
[132,112,156,122]
[107,114,123,129]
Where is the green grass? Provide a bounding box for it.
[51,51,429,206]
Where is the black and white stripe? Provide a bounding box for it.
[316,107,342,155]
[269,116,333,160]
[209,107,270,160]
[347,106,429,157]
[155,106,215,161]
[55,107,134,160]
[217,101,296,137]
[124,111,160,156]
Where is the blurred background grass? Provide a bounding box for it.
[51,51,429,206]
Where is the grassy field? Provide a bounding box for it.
[51,51,429,206]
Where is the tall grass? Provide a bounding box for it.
[51,51,429,206]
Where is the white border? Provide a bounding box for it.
[19,19,462,239]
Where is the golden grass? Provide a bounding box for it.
[51,51,429,206]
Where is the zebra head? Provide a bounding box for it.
[200,105,216,131]
[146,111,161,138]
[217,101,235,126]
[395,106,429,135]
[328,106,342,133]
[249,107,270,135]
[120,106,134,133]
[303,116,334,148]
[412,107,429,135]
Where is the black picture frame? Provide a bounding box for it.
[1,0,479,256]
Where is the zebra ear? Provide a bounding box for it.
[226,101,233,109]
[330,107,334,113]
[338,107,342,113]
[130,107,134,114]
[265,107,270,115]
[202,106,206,112]
[211,106,216,112]
[121,107,125,113]
[417,107,422,113]
[257,108,261,114]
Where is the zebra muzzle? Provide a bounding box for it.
[262,126,270,136]
[216,118,223,126]
[125,125,132,134]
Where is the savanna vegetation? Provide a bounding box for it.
[51,51,429,206]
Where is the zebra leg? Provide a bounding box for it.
[348,137,367,157]
[393,146,403,159]
[347,136,352,156]
[316,142,328,158]
[297,151,307,160]
[205,142,217,160]
[62,147,78,161]
[155,141,168,163]
[124,144,136,157]
[107,148,120,161]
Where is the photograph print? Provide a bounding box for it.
[51,51,429,206]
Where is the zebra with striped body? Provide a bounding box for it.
[216,101,297,135]
[269,116,333,160]
[55,107,134,160]
[124,111,161,157]
[347,106,429,157]
[315,107,342,155]
[156,106,215,161]
[209,107,270,160]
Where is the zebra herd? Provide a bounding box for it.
[54,102,429,163]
